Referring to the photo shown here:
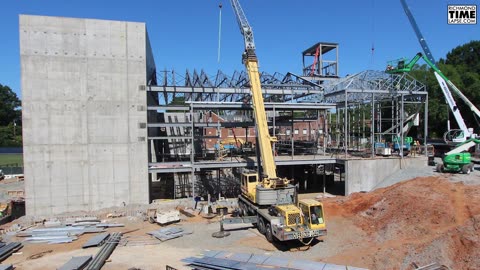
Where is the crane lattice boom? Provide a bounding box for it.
[230,0,256,53]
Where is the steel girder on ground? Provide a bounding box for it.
[149,69,324,104]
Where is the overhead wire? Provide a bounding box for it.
[370,0,376,67]
[217,2,223,63]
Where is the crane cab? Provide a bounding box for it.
[241,172,258,203]
[298,199,326,230]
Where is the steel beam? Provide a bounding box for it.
[148,157,337,173]
[148,136,192,140]
[147,106,190,111]
[147,86,323,95]
[325,89,427,98]
[190,102,335,110]
[148,102,335,111]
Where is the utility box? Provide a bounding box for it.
[155,210,180,225]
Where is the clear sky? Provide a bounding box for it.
[1,0,478,99]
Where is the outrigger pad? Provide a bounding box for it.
[212,231,231,238]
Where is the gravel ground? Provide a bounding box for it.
[374,157,480,190]
[1,159,480,269]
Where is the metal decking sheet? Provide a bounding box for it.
[58,256,93,270]
[183,256,294,270]
[184,251,369,270]
[83,233,110,248]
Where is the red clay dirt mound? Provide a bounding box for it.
[322,176,480,270]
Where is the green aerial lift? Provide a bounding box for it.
[386,52,478,144]
[395,0,480,144]
[436,138,480,174]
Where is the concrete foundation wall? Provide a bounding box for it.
[20,15,150,216]
[345,157,428,195]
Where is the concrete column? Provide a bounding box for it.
[21,15,150,215]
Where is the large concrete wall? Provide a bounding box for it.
[20,15,152,216]
[345,157,428,195]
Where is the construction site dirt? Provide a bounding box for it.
[0,170,479,270]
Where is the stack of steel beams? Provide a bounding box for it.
[147,227,192,242]
[182,251,369,270]
[58,256,92,270]
[19,226,105,244]
[82,233,110,249]
[85,232,122,270]
[0,242,23,262]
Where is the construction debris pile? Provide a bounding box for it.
[322,176,480,269]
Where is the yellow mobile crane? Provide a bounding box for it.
[214,0,327,244]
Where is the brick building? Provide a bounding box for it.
[202,111,327,150]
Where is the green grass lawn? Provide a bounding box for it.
[0,154,23,166]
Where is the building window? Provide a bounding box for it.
[286,129,291,135]
[302,129,307,135]
[294,129,299,135]
[228,129,233,137]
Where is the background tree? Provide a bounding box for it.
[0,84,22,146]
[0,84,21,126]
[410,40,480,139]
[444,40,480,73]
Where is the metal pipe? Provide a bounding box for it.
[371,93,375,158]
[344,91,348,157]
[424,94,429,157]
[400,94,404,158]
[191,104,195,199]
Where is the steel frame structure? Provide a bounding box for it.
[146,69,335,199]
[146,69,427,199]
[321,70,428,157]
[150,69,323,105]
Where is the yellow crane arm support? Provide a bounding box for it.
[230,0,288,189]
[245,59,277,180]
